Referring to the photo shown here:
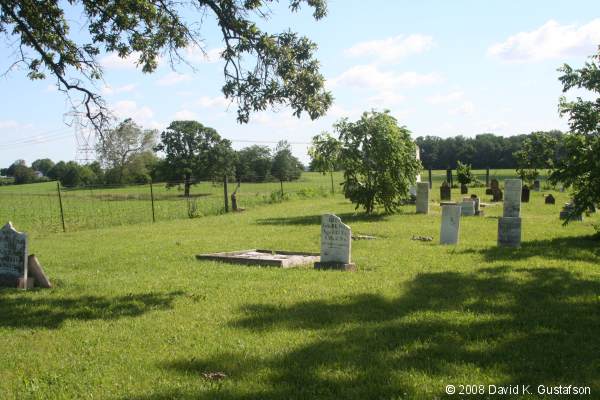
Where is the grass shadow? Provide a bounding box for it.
[460,235,600,264]
[128,267,600,399]
[0,291,183,330]
[255,212,388,226]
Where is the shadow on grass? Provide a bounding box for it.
[255,212,389,226]
[460,235,600,264]
[128,267,600,399]
[0,291,183,329]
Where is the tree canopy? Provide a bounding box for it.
[0,0,332,133]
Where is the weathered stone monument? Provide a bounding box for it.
[460,198,475,216]
[416,182,430,214]
[490,179,503,202]
[314,214,356,271]
[0,222,28,288]
[440,181,451,201]
[470,194,482,216]
[545,194,555,205]
[521,185,530,203]
[460,183,468,194]
[498,179,522,247]
[440,205,461,245]
[533,180,541,191]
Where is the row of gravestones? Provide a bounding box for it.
[0,222,51,289]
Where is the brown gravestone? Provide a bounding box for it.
[460,183,468,194]
[440,181,451,201]
[545,194,555,205]
[521,185,530,203]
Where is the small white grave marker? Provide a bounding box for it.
[314,214,356,271]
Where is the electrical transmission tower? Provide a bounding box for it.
[66,112,97,164]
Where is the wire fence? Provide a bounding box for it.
[0,169,552,236]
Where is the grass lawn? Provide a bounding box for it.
[0,183,598,399]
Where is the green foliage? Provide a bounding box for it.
[235,145,273,182]
[12,164,37,184]
[514,131,559,183]
[0,0,331,131]
[550,48,600,222]
[336,110,421,214]
[6,159,26,177]
[154,120,234,196]
[455,161,473,185]
[308,132,341,174]
[271,140,303,182]
[31,158,55,176]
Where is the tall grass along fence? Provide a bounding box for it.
[0,173,338,235]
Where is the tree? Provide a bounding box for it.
[455,161,473,185]
[59,161,98,186]
[0,0,332,133]
[514,131,558,183]
[308,132,341,193]
[550,47,600,222]
[47,161,67,181]
[96,119,156,184]
[6,159,26,177]
[235,145,273,182]
[31,158,55,176]
[336,110,421,214]
[271,140,303,194]
[154,120,231,196]
[12,164,37,184]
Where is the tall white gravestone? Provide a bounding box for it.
[498,179,522,247]
[416,182,430,214]
[0,222,28,287]
[314,214,356,271]
[409,145,421,197]
[440,205,461,245]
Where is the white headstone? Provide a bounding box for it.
[0,222,28,286]
[460,200,475,216]
[416,182,430,214]
[503,179,522,217]
[319,214,351,264]
[498,217,521,247]
[440,205,461,245]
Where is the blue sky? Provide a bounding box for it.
[1,0,599,166]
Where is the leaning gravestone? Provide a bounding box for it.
[416,182,430,214]
[498,179,522,247]
[521,185,530,203]
[440,181,451,201]
[0,222,28,288]
[440,205,461,245]
[314,214,356,271]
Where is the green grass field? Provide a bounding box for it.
[1,172,598,399]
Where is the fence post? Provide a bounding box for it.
[486,168,490,187]
[428,168,433,189]
[223,175,229,213]
[56,182,66,233]
[149,180,156,223]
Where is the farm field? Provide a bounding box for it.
[0,176,598,399]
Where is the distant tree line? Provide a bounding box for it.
[1,119,304,191]
[414,131,566,169]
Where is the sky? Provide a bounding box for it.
[0,0,599,167]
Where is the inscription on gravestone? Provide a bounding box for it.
[440,205,461,245]
[503,179,522,218]
[314,214,356,271]
[0,222,28,286]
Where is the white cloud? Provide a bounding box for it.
[367,92,406,107]
[112,100,154,124]
[488,19,600,62]
[345,34,434,63]
[156,72,193,86]
[173,109,199,120]
[0,120,20,129]
[101,84,137,95]
[196,95,231,108]
[427,90,465,104]
[184,45,223,63]
[100,52,145,70]
[330,64,442,91]
[450,101,475,115]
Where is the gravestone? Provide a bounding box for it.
[460,183,468,194]
[559,203,583,221]
[498,217,521,247]
[470,194,482,216]
[0,222,28,287]
[440,205,461,245]
[533,180,541,191]
[486,168,490,187]
[460,199,475,216]
[440,181,451,201]
[490,179,502,202]
[314,214,356,271]
[545,194,555,205]
[446,169,453,187]
[521,185,530,203]
[428,169,432,189]
[490,179,499,191]
[416,182,430,214]
[503,179,522,217]
[498,179,523,247]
